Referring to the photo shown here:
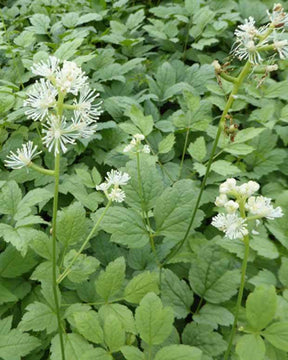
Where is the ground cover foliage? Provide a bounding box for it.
[0,0,288,359]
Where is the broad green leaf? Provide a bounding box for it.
[211,160,240,176]
[182,323,226,358]
[193,304,234,329]
[154,345,202,360]
[246,285,277,331]
[249,269,277,287]
[0,329,40,359]
[63,250,99,283]
[51,333,93,360]
[121,346,144,360]
[73,311,104,344]
[30,14,50,34]
[95,257,125,301]
[126,105,154,136]
[158,133,175,154]
[100,207,149,248]
[161,269,194,319]
[124,271,159,304]
[0,181,22,216]
[103,314,125,352]
[124,157,164,212]
[224,143,255,156]
[135,293,174,346]
[236,334,265,360]
[155,62,176,97]
[279,258,288,287]
[57,202,89,247]
[189,244,240,303]
[263,322,288,351]
[154,180,204,240]
[54,38,84,60]
[0,283,17,304]
[18,301,57,334]
[16,188,52,214]
[0,245,38,278]
[80,348,112,360]
[0,316,12,335]
[99,304,136,334]
[188,137,206,162]
[234,127,265,143]
[0,90,15,113]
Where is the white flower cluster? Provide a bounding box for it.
[10,56,102,161]
[123,134,150,154]
[5,141,41,169]
[212,178,283,240]
[96,170,130,203]
[233,3,288,64]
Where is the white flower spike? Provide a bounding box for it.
[96,170,130,203]
[5,141,41,169]
[31,56,60,79]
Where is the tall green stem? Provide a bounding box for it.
[162,61,252,265]
[57,200,112,284]
[178,126,190,179]
[51,151,66,360]
[224,235,250,360]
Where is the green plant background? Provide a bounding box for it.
[0,0,288,359]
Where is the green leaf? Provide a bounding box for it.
[99,304,136,334]
[154,345,202,360]
[124,157,164,212]
[0,283,18,304]
[121,346,145,360]
[18,301,57,334]
[279,258,288,287]
[161,269,194,319]
[211,160,241,176]
[0,181,22,216]
[57,202,89,247]
[80,348,112,360]
[193,304,234,329]
[135,293,174,346]
[188,137,207,162]
[0,329,40,360]
[95,257,125,301]
[263,322,288,351]
[224,143,255,156]
[30,14,50,34]
[63,250,100,283]
[54,38,84,60]
[73,310,104,344]
[189,244,240,303]
[158,133,175,154]
[155,62,176,97]
[100,207,149,248]
[124,271,159,304]
[0,89,15,113]
[182,323,226,357]
[234,127,265,143]
[126,105,154,136]
[246,285,277,331]
[51,333,93,360]
[236,334,265,360]
[103,314,125,352]
[154,180,204,240]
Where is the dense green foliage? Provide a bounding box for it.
[0,0,288,359]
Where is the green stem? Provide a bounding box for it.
[162,60,252,265]
[178,126,190,179]
[57,200,112,284]
[51,151,66,360]
[29,162,55,176]
[220,72,237,83]
[224,235,250,360]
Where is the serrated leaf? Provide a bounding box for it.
[193,304,234,329]
[211,160,240,176]
[63,250,99,283]
[99,304,136,334]
[279,258,288,287]
[124,271,159,304]
[103,314,125,352]
[189,244,240,303]
[18,301,57,334]
[0,181,22,216]
[51,333,93,360]
[54,38,84,60]
[73,311,103,344]
[158,133,175,154]
[154,345,202,360]
[95,257,125,301]
[188,137,206,162]
[80,348,112,360]
[30,14,50,34]
[121,346,145,360]
[236,334,265,360]
[234,127,264,143]
[135,293,174,346]
[246,285,277,331]
[0,283,18,304]
[126,105,154,136]
[263,322,288,351]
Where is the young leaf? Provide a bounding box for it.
[236,334,266,360]
[263,322,288,352]
[246,285,277,331]
[95,257,126,301]
[124,271,159,304]
[135,292,174,346]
